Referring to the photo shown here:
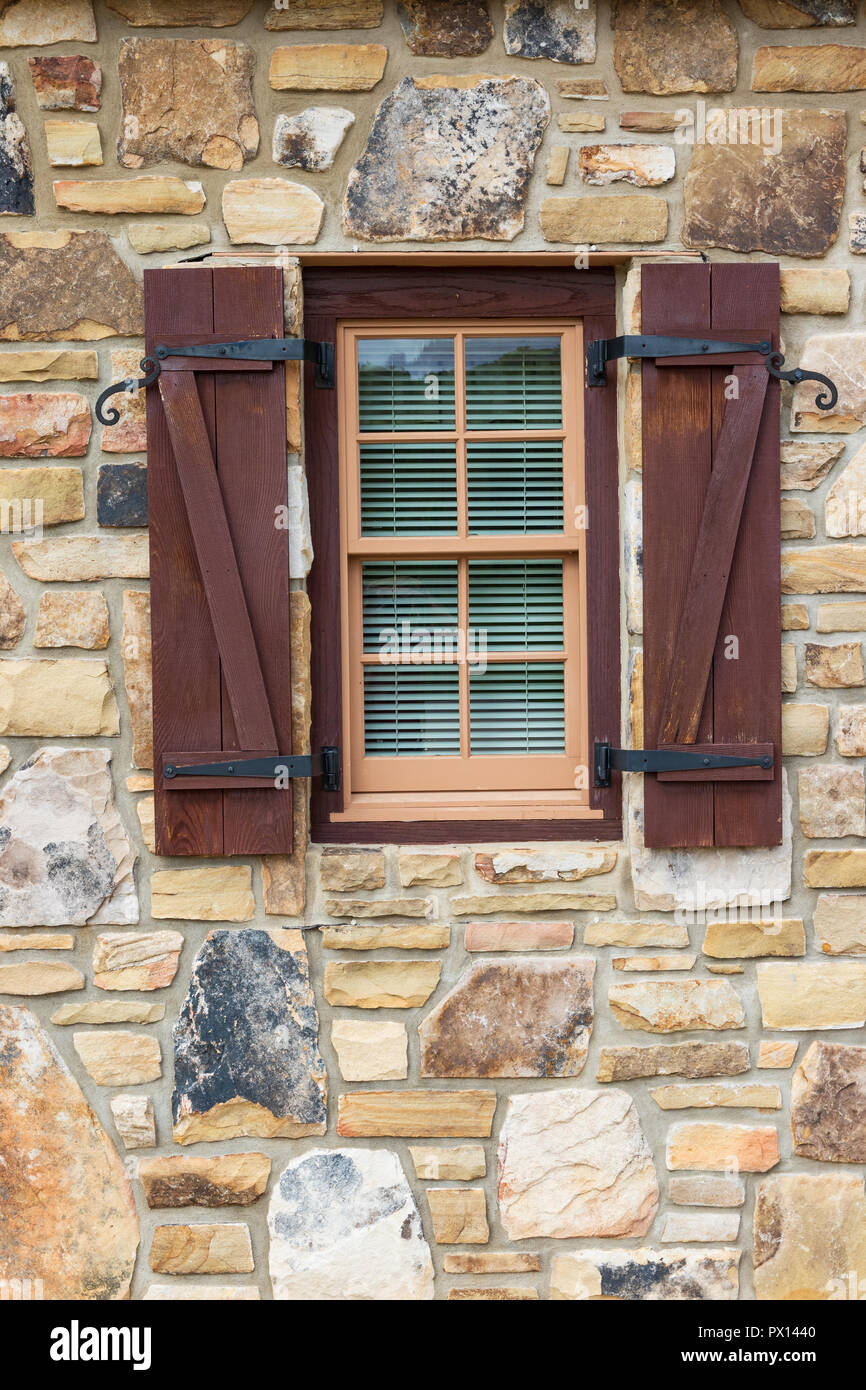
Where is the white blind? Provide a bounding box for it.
[360,442,458,535]
[470,662,566,754]
[465,336,562,429]
[362,561,459,652]
[468,559,564,649]
[358,337,455,431]
[364,665,460,756]
[467,441,564,533]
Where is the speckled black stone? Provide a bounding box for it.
[503,0,596,63]
[97,463,148,528]
[0,64,34,217]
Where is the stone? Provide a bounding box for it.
[620,110,679,131]
[780,267,849,314]
[661,1213,740,1243]
[109,0,254,20]
[782,703,829,756]
[754,1173,866,1299]
[465,921,573,951]
[150,1223,253,1275]
[558,112,605,132]
[579,144,675,186]
[0,747,136,927]
[851,211,866,253]
[419,957,594,1079]
[270,44,387,91]
[614,955,696,972]
[0,64,33,215]
[399,851,462,887]
[683,109,845,258]
[121,591,152,769]
[585,920,689,947]
[151,867,253,921]
[758,960,866,1028]
[444,1253,538,1274]
[127,223,209,255]
[173,929,327,1143]
[93,930,182,992]
[551,1247,740,1300]
[805,641,865,687]
[320,923,448,950]
[753,42,866,90]
[792,334,866,432]
[74,1031,161,1086]
[97,464,148,528]
[0,231,143,341]
[827,442,866,536]
[144,1284,259,1300]
[265,1,384,27]
[814,893,866,953]
[558,78,608,99]
[448,1285,526,1300]
[806,849,866,886]
[613,0,737,94]
[452,891,615,915]
[331,1020,407,1081]
[782,643,797,691]
[791,1041,866,1161]
[273,107,353,172]
[409,1146,485,1181]
[0,568,24,648]
[13,534,149,581]
[758,1040,798,1068]
[269,1149,433,1300]
[0,1,95,44]
[701,918,805,958]
[325,895,432,918]
[781,497,816,539]
[34,591,109,650]
[669,1174,745,1206]
[28,55,101,111]
[546,146,568,185]
[0,746,9,773]
[0,349,97,383]
[609,979,745,1033]
[739,0,856,22]
[139,1154,270,1209]
[320,846,384,890]
[118,37,257,172]
[474,846,616,883]
[337,1090,496,1138]
[0,392,89,458]
[650,1083,781,1110]
[0,468,84,532]
[136,797,155,854]
[541,194,667,244]
[398,1,491,56]
[53,1001,163,1025]
[0,960,83,994]
[427,1188,488,1244]
[667,1123,780,1172]
[498,1089,659,1240]
[799,765,866,837]
[597,1042,750,1083]
[781,440,844,491]
[127,773,152,792]
[344,75,548,243]
[99,349,145,453]
[503,0,596,63]
[45,119,101,167]
[0,659,118,737]
[782,604,809,630]
[0,1005,138,1298]
[261,596,311,921]
[222,176,323,245]
[110,1093,155,1150]
[0,931,72,951]
[783,546,866,593]
[323,960,440,1008]
[54,178,206,216]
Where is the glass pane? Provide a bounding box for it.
[364,665,460,756]
[362,561,459,655]
[465,336,562,430]
[469,559,564,650]
[360,442,458,535]
[469,662,565,754]
[467,441,563,534]
[358,337,455,432]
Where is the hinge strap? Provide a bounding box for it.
[164,746,341,792]
[594,741,773,788]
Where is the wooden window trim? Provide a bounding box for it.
[304,267,621,845]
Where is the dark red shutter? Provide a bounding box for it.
[146,266,293,856]
[641,261,782,849]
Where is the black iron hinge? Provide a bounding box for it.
[594,741,772,788]
[586,334,837,410]
[96,336,335,424]
[164,745,340,791]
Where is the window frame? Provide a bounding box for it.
[304,266,621,844]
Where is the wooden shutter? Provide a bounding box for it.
[641,261,782,849]
[146,266,293,857]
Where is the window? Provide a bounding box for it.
[305,266,620,843]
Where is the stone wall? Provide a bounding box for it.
[3,0,866,1302]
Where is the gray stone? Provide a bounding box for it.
[552,1247,740,1300]
[791,1041,866,1161]
[503,1,596,63]
[398,1,492,56]
[269,1148,433,1300]
[739,0,855,21]
[273,107,354,171]
[343,75,549,242]
[97,463,147,528]
[0,64,33,216]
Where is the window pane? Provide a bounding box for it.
[362,561,459,655]
[467,441,563,533]
[360,442,458,535]
[358,338,455,432]
[465,336,562,430]
[469,559,564,650]
[470,661,565,755]
[364,665,460,756]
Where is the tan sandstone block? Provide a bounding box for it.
[754,1173,866,1300]
[139,1154,270,1209]
[451,892,615,915]
[93,931,183,992]
[0,961,83,995]
[805,641,865,687]
[409,1146,486,1181]
[0,932,73,951]
[45,119,102,167]
[52,1001,164,1025]
[650,1083,781,1110]
[540,195,667,244]
[813,893,866,954]
[34,592,109,649]
[330,1019,407,1080]
[782,643,797,691]
[121,591,152,769]
[269,44,387,91]
[400,851,462,887]
[0,350,97,382]
[805,849,866,887]
[702,919,805,959]
[73,1031,162,1086]
[782,703,828,756]
[265,1,383,27]
[781,497,816,539]
[817,602,866,631]
[557,113,605,132]
[0,466,84,526]
[127,224,210,255]
[150,867,254,922]
[609,979,745,1032]
[319,847,385,891]
[757,960,866,1028]
[54,177,206,215]
[546,146,569,185]
[782,546,866,594]
[613,955,696,971]
[320,923,448,950]
[669,1174,745,1207]
[780,267,849,314]
[782,603,809,630]
[667,1123,780,1172]
[222,177,324,246]
[753,43,866,92]
[323,960,440,1008]
[464,921,573,951]
[149,1223,253,1275]
[12,535,149,582]
[585,921,689,948]
[0,659,118,736]
[337,1090,496,1138]
[325,896,432,918]
[426,1188,488,1245]
[444,1252,538,1274]
[757,1041,798,1069]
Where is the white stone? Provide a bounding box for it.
[273,106,354,171]
[624,478,642,634]
[288,465,313,577]
[826,439,866,537]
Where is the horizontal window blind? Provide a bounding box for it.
[468,559,564,650]
[465,336,562,430]
[467,441,564,534]
[469,662,566,754]
[364,665,460,757]
[360,442,458,535]
[358,337,456,432]
[362,560,459,653]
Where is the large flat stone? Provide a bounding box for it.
[0,1004,138,1298]
[757,961,866,1028]
[269,43,387,91]
[0,63,33,216]
[597,1042,750,1082]
[613,0,738,94]
[753,42,866,90]
[0,1,96,45]
[337,1089,496,1137]
[791,1041,866,1160]
[222,176,323,245]
[609,979,745,1032]
[503,0,596,62]
[172,929,327,1143]
[552,1247,740,1300]
[54,177,205,216]
[754,1173,866,1299]
[344,75,549,242]
[269,1149,433,1300]
[399,0,492,55]
[139,1153,270,1208]
[109,0,254,23]
[12,534,149,581]
[0,392,89,457]
[0,659,118,737]
[0,230,143,341]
